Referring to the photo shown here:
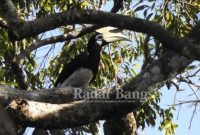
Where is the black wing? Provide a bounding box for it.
[54,52,88,87]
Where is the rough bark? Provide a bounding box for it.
[0,50,190,129]
[104,113,137,135]
[7,99,139,129]
[49,130,65,135]
[0,105,16,135]
[0,84,91,105]
[32,129,49,135]
[0,0,20,25]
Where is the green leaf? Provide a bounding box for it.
[134,5,149,12]
[81,1,89,7]
[164,11,172,21]
[146,13,153,20]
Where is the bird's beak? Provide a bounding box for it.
[96,27,131,43]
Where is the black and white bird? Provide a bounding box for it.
[54,27,129,88]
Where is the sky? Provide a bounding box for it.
[26,1,200,135]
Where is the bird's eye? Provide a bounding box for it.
[95,35,103,40]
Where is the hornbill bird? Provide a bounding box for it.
[54,27,129,88]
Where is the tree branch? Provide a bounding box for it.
[18,0,126,60]
[6,10,200,60]
[1,49,192,105]
[11,62,29,90]
[0,0,20,25]
[0,104,16,135]
[8,99,139,129]
[17,25,99,66]
[0,49,192,129]
[0,84,85,106]
[103,113,137,135]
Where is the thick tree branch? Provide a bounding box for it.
[0,49,192,129]
[0,105,16,135]
[0,0,20,25]
[32,129,48,135]
[8,99,139,129]
[6,10,200,60]
[0,0,29,90]
[27,5,124,72]
[186,22,200,43]
[104,113,137,135]
[11,62,29,90]
[0,85,86,106]
[0,49,192,106]
[17,0,125,60]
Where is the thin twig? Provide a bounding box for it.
[17,25,100,66]
[188,103,197,129]
[170,99,200,106]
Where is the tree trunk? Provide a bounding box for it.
[103,113,137,135]
[0,105,16,135]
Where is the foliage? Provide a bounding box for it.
[0,0,200,135]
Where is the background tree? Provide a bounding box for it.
[0,0,200,135]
